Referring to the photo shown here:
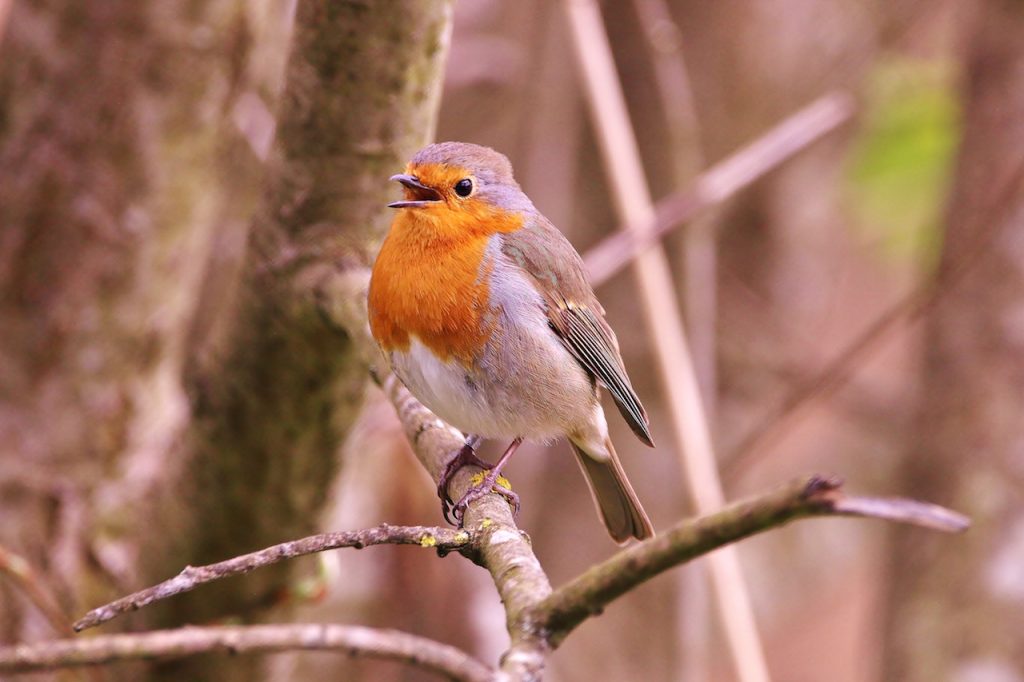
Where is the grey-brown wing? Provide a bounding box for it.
[501,219,654,447]
[558,302,653,446]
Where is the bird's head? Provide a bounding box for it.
[388,142,533,238]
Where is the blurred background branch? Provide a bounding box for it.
[583,92,855,286]
[0,545,71,637]
[726,154,1024,477]
[884,1,1024,678]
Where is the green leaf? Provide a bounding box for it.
[847,57,961,267]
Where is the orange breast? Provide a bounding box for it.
[369,201,523,365]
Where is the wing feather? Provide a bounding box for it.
[501,219,654,446]
[561,303,653,446]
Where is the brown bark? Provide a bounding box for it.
[884,1,1024,678]
[0,1,453,680]
[0,1,287,653]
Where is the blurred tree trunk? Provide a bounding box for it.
[0,2,291,661]
[0,1,452,681]
[883,1,1024,679]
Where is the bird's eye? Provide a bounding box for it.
[454,178,473,198]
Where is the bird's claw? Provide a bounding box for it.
[438,436,522,526]
[438,438,492,522]
[450,475,520,527]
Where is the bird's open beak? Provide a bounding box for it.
[388,174,443,208]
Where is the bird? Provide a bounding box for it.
[368,141,654,543]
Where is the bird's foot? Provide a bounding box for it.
[438,436,491,523]
[451,470,520,526]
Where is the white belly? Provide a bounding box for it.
[388,324,596,442]
[389,338,513,438]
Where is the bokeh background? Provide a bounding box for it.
[2,0,1022,680]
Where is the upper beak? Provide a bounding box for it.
[388,174,443,208]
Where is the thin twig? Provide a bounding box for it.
[0,544,72,635]
[0,623,494,682]
[584,91,854,287]
[532,475,968,645]
[74,524,471,632]
[564,1,772,680]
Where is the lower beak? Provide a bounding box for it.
[388,174,442,208]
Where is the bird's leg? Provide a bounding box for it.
[451,437,523,526]
[438,434,490,522]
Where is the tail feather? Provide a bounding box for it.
[571,438,654,544]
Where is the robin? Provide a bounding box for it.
[368,142,654,543]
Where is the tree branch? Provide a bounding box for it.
[583,90,854,287]
[0,624,493,682]
[532,475,968,646]
[0,544,72,635]
[73,524,471,633]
